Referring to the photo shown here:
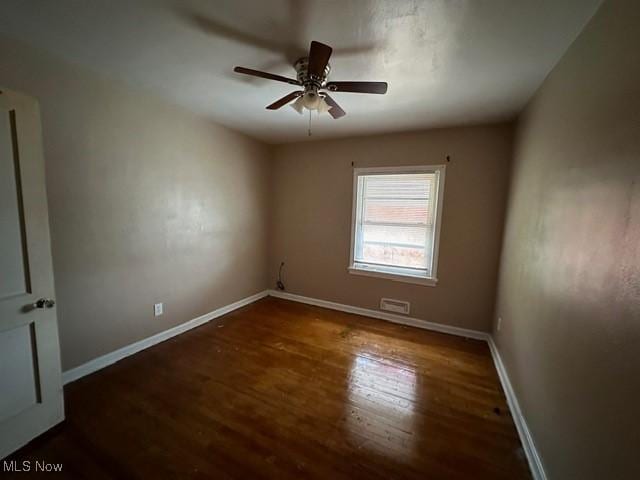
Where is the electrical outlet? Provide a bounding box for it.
[154,303,163,316]
[497,317,502,331]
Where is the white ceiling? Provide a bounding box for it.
[0,0,602,144]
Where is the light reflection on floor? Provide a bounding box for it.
[345,354,418,462]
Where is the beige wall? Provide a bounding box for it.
[494,0,640,478]
[270,124,513,332]
[0,35,271,371]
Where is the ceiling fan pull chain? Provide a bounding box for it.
[308,109,312,136]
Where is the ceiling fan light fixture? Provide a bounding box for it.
[317,97,331,114]
[301,91,321,110]
[291,96,305,114]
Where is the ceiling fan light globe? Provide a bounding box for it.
[317,98,331,114]
[302,92,321,110]
[291,97,305,114]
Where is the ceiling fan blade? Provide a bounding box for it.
[325,81,388,94]
[322,94,346,119]
[266,91,304,110]
[234,67,300,86]
[307,41,333,77]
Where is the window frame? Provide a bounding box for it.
[348,165,446,287]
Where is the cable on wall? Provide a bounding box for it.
[276,262,286,291]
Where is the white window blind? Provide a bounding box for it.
[350,168,444,283]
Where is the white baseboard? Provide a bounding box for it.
[268,289,546,480]
[487,336,547,480]
[61,290,269,385]
[268,289,489,341]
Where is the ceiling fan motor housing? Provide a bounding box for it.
[294,57,331,93]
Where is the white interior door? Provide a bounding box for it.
[0,87,64,459]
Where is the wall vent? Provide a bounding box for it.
[380,298,410,315]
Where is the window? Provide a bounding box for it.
[348,166,445,286]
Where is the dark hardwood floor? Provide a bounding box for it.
[7,297,531,479]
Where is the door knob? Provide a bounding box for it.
[32,298,55,309]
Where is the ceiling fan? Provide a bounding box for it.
[234,41,388,119]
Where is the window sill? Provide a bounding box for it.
[347,265,438,287]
